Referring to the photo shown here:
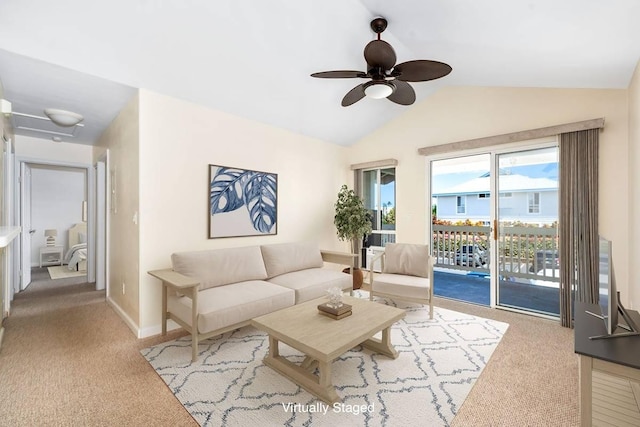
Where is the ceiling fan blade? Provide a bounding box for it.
[363,40,396,70]
[311,70,367,79]
[341,84,366,107]
[392,60,452,82]
[387,80,416,105]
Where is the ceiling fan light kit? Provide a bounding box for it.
[364,81,394,99]
[311,17,452,107]
[43,108,84,127]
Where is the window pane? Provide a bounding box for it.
[362,170,379,231]
[381,168,395,232]
[456,196,466,214]
[528,192,540,214]
[362,167,396,248]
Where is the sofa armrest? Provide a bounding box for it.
[148,269,200,345]
[148,269,200,290]
[320,250,358,269]
[370,251,385,275]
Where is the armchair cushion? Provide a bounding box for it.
[371,273,431,301]
[383,243,429,278]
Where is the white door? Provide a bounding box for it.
[95,160,106,291]
[20,162,32,290]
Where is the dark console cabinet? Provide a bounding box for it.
[574,301,640,426]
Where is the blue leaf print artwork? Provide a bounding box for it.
[209,165,277,236]
[210,168,250,215]
[243,172,277,233]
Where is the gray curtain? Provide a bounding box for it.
[353,170,365,268]
[559,128,599,327]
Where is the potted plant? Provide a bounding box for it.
[334,184,372,289]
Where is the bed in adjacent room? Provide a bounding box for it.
[64,222,87,272]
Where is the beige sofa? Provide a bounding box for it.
[148,242,355,361]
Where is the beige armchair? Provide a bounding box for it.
[369,243,433,319]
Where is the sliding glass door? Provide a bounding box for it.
[496,147,559,316]
[431,154,492,306]
[430,143,560,317]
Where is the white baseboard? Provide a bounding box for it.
[107,297,182,339]
[138,319,182,339]
[107,297,140,337]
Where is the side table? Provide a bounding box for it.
[39,245,64,268]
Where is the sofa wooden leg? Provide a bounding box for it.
[191,334,198,362]
[161,285,167,336]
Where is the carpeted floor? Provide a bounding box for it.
[0,268,195,426]
[0,268,579,426]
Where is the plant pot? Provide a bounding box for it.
[342,267,364,290]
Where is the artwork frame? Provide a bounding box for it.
[208,164,278,239]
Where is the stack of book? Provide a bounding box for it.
[317,302,352,320]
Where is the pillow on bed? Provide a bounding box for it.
[78,232,87,244]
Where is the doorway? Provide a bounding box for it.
[16,158,109,292]
[429,143,560,317]
[20,163,88,290]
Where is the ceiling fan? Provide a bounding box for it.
[311,17,452,107]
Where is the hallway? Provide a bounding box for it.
[0,268,194,426]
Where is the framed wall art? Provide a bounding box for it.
[209,164,278,238]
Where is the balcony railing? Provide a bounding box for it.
[432,224,559,283]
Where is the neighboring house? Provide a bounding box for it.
[433,164,558,225]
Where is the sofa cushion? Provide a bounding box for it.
[260,242,323,279]
[372,273,431,301]
[267,268,351,303]
[172,246,267,291]
[383,243,430,278]
[167,280,295,334]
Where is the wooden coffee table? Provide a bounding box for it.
[250,295,405,404]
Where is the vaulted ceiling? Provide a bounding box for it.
[1,0,639,146]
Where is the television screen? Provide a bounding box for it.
[598,236,618,334]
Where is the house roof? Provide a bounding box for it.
[1,1,640,146]
[434,174,558,196]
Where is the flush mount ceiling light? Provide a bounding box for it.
[44,108,84,127]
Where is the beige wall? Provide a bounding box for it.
[136,90,349,334]
[347,86,631,304]
[97,94,140,327]
[629,60,640,310]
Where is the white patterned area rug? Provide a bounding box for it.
[142,296,508,427]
